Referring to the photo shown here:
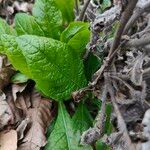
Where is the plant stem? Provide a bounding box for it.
[109,0,138,57]
[123,2,150,35]
[75,0,79,16]
[78,0,91,21]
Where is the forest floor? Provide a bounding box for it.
[0,0,150,150]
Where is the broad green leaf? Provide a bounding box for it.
[1,35,31,76]
[11,72,29,83]
[1,34,86,100]
[68,30,90,54]
[61,22,90,54]
[84,52,101,81]
[15,13,45,36]
[0,18,16,52]
[32,0,62,39]
[96,141,109,150]
[55,0,75,23]
[0,19,15,35]
[60,22,89,43]
[45,102,88,150]
[72,102,93,133]
[72,102,93,150]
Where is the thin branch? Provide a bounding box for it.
[90,1,138,86]
[75,0,79,16]
[110,75,135,94]
[109,0,138,56]
[143,67,150,75]
[77,0,91,21]
[106,76,136,150]
[123,2,150,35]
[126,34,150,48]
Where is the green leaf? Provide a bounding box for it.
[1,35,31,76]
[15,13,45,36]
[55,0,75,23]
[32,0,63,39]
[61,22,88,43]
[45,102,88,150]
[0,18,16,52]
[72,102,93,133]
[1,34,86,101]
[72,102,93,150]
[11,72,29,83]
[0,18,15,35]
[96,141,109,150]
[61,22,90,54]
[84,52,101,81]
[68,30,90,54]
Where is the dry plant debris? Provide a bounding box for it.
[0,0,150,150]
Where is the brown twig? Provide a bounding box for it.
[106,75,136,150]
[109,0,138,56]
[90,0,138,86]
[77,0,91,21]
[126,34,150,48]
[75,0,79,16]
[123,2,150,35]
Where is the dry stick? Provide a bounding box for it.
[109,0,138,56]
[123,2,150,35]
[126,34,150,48]
[94,84,107,131]
[77,0,91,21]
[143,67,150,75]
[106,77,136,150]
[90,0,138,86]
[110,75,135,94]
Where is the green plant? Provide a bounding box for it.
[0,0,92,149]
[0,2,90,101]
[0,0,112,149]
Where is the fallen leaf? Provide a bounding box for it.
[16,117,30,140]
[0,130,17,150]
[18,90,52,150]
[12,83,27,101]
[0,91,14,130]
[0,55,15,90]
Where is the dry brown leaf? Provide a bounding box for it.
[0,130,17,150]
[17,90,52,150]
[0,55,15,90]
[12,84,27,101]
[16,118,30,140]
[0,91,14,130]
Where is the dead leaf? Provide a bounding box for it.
[0,130,17,150]
[0,55,15,90]
[0,67,15,90]
[17,90,52,150]
[16,118,30,140]
[130,54,145,86]
[12,84,27,101]
[0,91,14,130]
